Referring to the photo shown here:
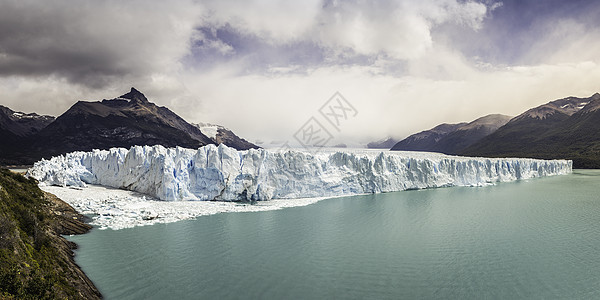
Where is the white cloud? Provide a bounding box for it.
[524,19,600,65]
[200,0,323,42]
[312,0,488,60]
[201,0,490,60]
[176,60,600,144]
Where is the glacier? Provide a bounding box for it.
[28,144,572,202]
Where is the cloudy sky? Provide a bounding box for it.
[2,0,600,145]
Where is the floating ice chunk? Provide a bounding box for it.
[40,185,332,230]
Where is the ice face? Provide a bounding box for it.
[28,144,573,201]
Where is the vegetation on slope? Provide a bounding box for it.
[0,169,101,299]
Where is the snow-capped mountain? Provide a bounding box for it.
[0,105,55,164]
[512,94,598,121]
[0,105,55,137]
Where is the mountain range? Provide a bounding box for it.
[391,114,512,154]
[366,137,399,149]
[0,88,258,165]
[4,89,600,168]
[462,93,600,168]
[392,93,600,168]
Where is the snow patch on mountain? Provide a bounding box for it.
[193,122,222,140]
[28,144,572,202]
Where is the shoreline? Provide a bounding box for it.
[0,169,101,299]
[42,190,102,299]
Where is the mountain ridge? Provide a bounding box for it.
[0,88,258,165]
[391,114,512,154]
[460,93,600,168]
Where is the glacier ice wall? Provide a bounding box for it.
[27,144,572,201]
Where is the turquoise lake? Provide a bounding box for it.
[68,170,600,299]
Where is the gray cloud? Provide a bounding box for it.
[0,0,202,88]
[0,0,494,87]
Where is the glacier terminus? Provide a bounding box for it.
[28,144,573,202]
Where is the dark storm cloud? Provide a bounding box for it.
[0,0,202,88]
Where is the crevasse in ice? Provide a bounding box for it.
[27,144,572,201]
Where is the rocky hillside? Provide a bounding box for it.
[391,114,512,154]
[29,88,214,159]
[462,93,600,168]
[391,123,466,152]
[0,169,101,299]
[0,106,55,165]
[0,106,54,137]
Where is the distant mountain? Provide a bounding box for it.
[429,114,513,154]
[391,123,466,152]
[193,123,258,150]
[0,106,55,162]
[0,88,258,165]
[27,88,214,160]
[367,137,398,149]
[462,93,600,168]
[391,114,512,154]
[0,105,54,137]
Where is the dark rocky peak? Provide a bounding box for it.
[0,105,55,136]
[0,105,54,121]
[119,87,149,104]
[577,93,600,114]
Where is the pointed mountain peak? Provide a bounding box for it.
[591,92,600,99]
[120,87,149,103]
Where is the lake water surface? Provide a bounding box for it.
[68,170,600,299]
